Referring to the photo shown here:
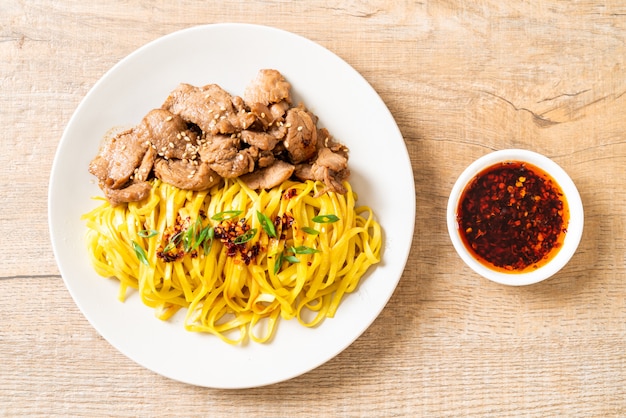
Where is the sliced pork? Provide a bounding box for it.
[154,159,220,191]
[240,160,295,190]
[243,69,292,107]
[283,106,318,164]
[90,69,352,205]
[102,181,152,207]
[198,134,257,178]
[294,142,350,194]
[89,129,147,190]
[162,83,256,135]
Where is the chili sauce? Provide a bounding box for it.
[456,161,569,273]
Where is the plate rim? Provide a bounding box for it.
[48,23,416,388]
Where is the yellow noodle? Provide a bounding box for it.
[82,178,382,344]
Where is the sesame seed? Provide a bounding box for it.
[297,126,303,131]
[285,123,292,128]
[166,115,173,121]
[169,142,175,148]
[260,112,266,118]
[177,133,182,139]
[220,106,226,111]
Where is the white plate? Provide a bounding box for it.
[49,23,415,389]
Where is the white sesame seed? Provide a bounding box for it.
[169,142,175,148]
[166,116,173,121]
[297,126,303,132]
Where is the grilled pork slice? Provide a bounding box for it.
[89,109,201,204]
[240,160,295,190]
[89,109,186,189]
[89,128,147,190]
[283,105,318,164]
[198,134,258,178]
[139,109,202,161]
[162,83,255,135]
[240,130,280,151]
[294,145,350,194]
[101,181,152,207]
[243,69,292,108]
[153,159,220,191]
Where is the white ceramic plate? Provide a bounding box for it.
[49,23,415,389]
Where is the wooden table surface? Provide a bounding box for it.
[2,1,625,416]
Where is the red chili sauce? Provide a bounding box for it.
[456,161,569,273]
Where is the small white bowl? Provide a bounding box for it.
[446,149,584,286]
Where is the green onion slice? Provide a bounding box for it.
[283,255,300,264]
[312,214,340,223]
[138,229,158,238]
[290,246,320,255]
[257,211,277,238]
[301,227,319,235]
[132,241,150,266]
[233,228,257,244]
[273,252,283,275]
[211,210,243,221]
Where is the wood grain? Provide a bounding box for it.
[1,1,625,416]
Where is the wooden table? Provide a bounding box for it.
[2,1,625,416]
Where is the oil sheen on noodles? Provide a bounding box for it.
[82,179,382,344]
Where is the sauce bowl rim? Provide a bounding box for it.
[446,148,584,286]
